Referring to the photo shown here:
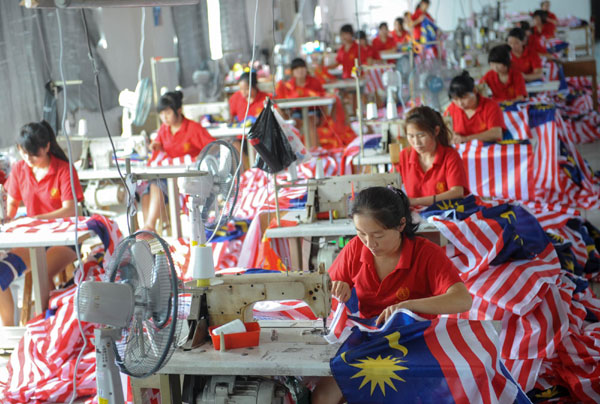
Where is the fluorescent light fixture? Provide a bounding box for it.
[207,0,223,60]
[314,5,322,28]
[98,33,108,49]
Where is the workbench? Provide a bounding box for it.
[132,320,339,404]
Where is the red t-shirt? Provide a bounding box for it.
[511,48,542,75]
[228,90,269,122]
[527,31,547,55]
[155,116,216,158]
[5,155,84,217]
[372,34,397,53]
[329,235,462,318]
[275,76,325,99]
[480,69,527,102]
[444,95,506,137]
[336,42,366,79]
[396,145,469,198]
[391,30,411,45]
[542,17,556,38]
[411,9,433,41]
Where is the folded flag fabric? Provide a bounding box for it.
[330,309,530,404]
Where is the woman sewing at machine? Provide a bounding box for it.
[312,186,472,404]
[480,44,528,102]
[141,91,215,234]
[396,106,468,206]
[444,71,505,143]
[0,121,84,326]
[228,71,269,123]
[507,27,544,82]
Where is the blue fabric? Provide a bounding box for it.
[0,253,27,291]
[331,312,453,404]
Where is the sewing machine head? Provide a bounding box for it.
[303,172,402,223]
[187,265,332,327]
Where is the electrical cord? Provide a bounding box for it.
[206,0,259,244]
[137,7,146,82]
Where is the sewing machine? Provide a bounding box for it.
[184,265,332,349]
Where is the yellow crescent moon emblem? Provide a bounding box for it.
[385,332,408,357]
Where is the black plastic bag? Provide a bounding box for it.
[247,98,297,173]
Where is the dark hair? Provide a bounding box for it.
[519,20,531,32]
[394,17,404,26]
[239,71,259,90]
[507,27,525,42]
[18,121,69,162]
[290,57,307,71]
[356,30,368,40]
[405,106,451,147]
[351,187,418,238]
[488,44,512,68]
[340,24,354,35]
[157,90,183,114]
[379,22,388,30]
[417,0,430,9]
[532,9,548,23]
[448,70,475,99]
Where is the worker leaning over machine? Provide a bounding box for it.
[311,186,473,404]
[0,121,84,326]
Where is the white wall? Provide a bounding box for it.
[95,7,179,93]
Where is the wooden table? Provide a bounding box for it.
[274,97,336,149]
[0,227,92,318]
[322,79,365,91]
[79,166,208,238]
[560,58,598,111]
[133,320,338,404]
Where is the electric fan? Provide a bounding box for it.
[118,78,153,136]
[180,140,240,283]
[78,233,182,404]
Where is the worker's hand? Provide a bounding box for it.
[375,301,413,326]
[331,281,352,303]
[452,134,467,144]
[150,141,163,152]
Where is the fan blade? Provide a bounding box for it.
[149,252,172,328]
[131,240,154,288]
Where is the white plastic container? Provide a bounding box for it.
[212,319,246,336]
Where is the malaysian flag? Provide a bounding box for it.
[330,309,529,404]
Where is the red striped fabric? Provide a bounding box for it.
[364,65,393,94]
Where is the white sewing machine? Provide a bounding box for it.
[184,265,331,349]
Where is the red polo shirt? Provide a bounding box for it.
[336,42,366,78]
[480,69,527,102]
[526,31,547,55]
[396,145,469,198]
[229,90,269,122]
[372,34,397,53]
[444,95,506,137]
[329,235,462,319]
[511,48,542,75]
[5,155,84,217]
[391,30,411,45]
[412,9,434,41]
[275,76,325,99]
[155,116,215,158]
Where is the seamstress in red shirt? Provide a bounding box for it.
[480,44,527,102]
[143,91,215,233]
[411,0,434,42]
[228,71,269,123]
[444,71,505,143]
[396,106,468,206]
[356,30,380,63]
[335,24,365,78]
[1,121,84,326]
[540,1,558,38]
[519,20,551,58]
[372,22,397,54]
[312,186,472,404]
[391,17,411,45]
[507,27,543,82]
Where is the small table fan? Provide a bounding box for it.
[78,232,183,404]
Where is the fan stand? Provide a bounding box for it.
[94,328,125,404]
